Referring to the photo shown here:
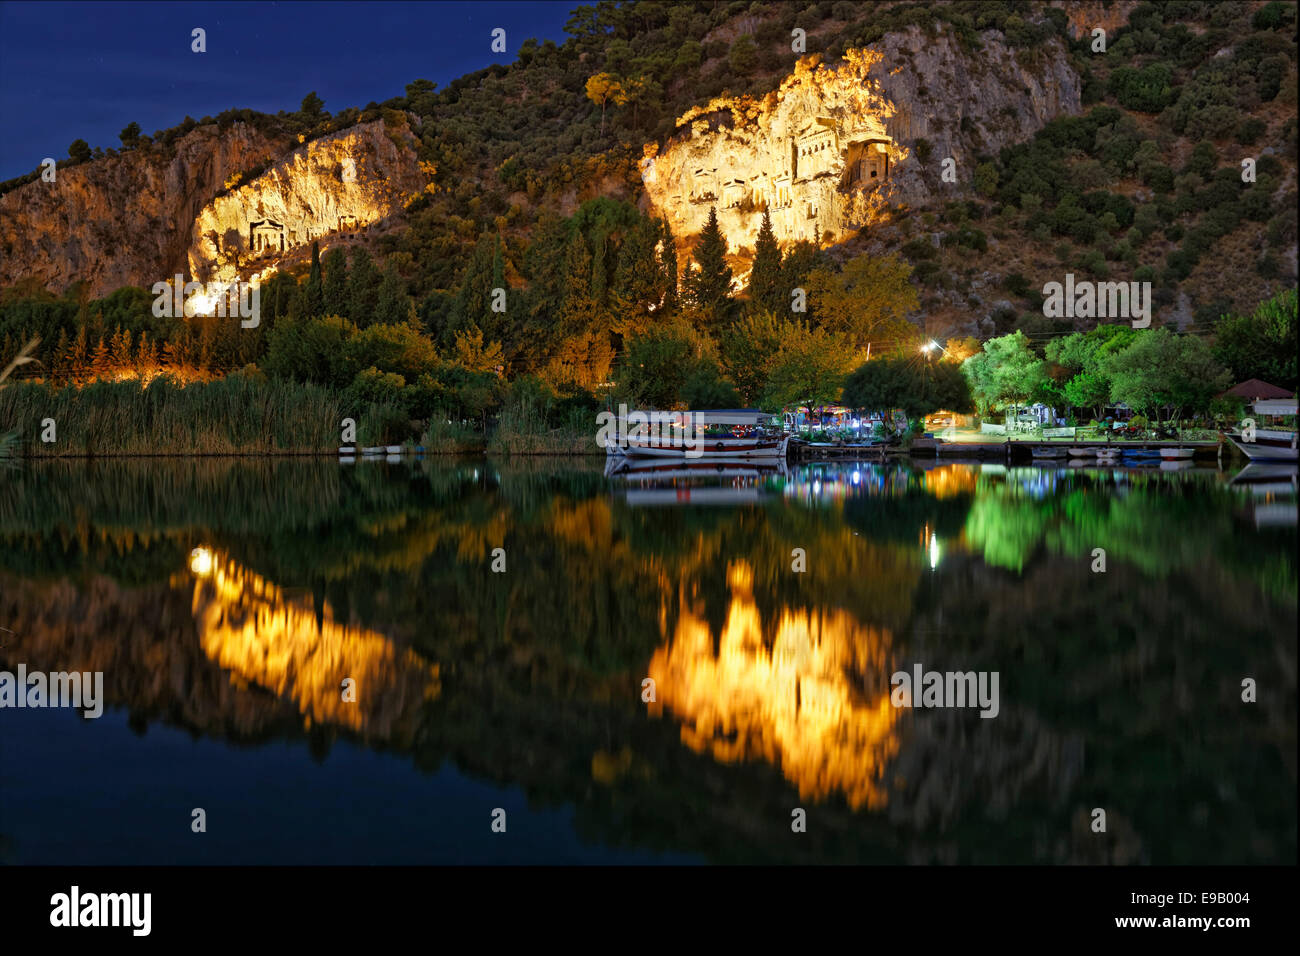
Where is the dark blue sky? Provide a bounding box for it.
[0,0,576,180]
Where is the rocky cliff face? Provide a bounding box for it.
[642,27,1081,254]
[189,119,427,287]
[0,118,425,296]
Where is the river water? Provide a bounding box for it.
[1,457,1294,864]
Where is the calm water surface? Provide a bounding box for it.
[1,457,1295,864]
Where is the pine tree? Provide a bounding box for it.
[163,338,186,372]
[348,247,380,328]
[684,206,733,330]
[51,328,71,378]
[748,208,783,315]
[71,325,89,381]
[303,241,324,317]
[323,246,349,317]
[90,336,111,378]
[110,327,134,374]
[138,332,160,376]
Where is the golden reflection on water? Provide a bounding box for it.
[188,547,440,740]
[647,561,899,809]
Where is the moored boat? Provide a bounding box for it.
[1226,397,1298,461]
[603,409,791,460]
[1226,429,1298,461]
[1030,445,1066,459]
[1160,446,1195,460]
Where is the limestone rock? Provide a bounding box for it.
[642,27,1081,255]
[189,119,426,286]
[1,118,425,297]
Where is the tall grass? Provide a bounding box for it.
[0,375,405,456]
[419,416,486,454]
[486,396,600,456]
[0,338,40,459]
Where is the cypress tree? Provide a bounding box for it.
[684,206,733,329]
[447,232,497,347]
[347,247,379,327]
[748,208,783,315]
[323,246,349,317]
[374,266,409,326]
[658,218,679,314]
[612,216,663,330]
[303,241,324,317]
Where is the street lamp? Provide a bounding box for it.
[921,340,946,355]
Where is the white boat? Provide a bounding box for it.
[1227,429,1298,461]
[1068,447,1097,457]
[386,445,403,454]
[1030,445,1066,459]
[1226,397,1298,461]
[605,456,787,480]
[604,409,790,460]
[1095,448,1120,461]
[1228,462,1299,496]
[1160,446,1196,460]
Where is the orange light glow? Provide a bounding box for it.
[647,561,899,809]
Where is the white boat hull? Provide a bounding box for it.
[609,434,790,460]
[1228,431,1298,461]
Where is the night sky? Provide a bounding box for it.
[0,0,575,180]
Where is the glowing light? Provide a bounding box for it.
[189,547,214,576]
[929,532,940,569]
[646,561,899,809]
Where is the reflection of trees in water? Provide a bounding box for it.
[1,459,1294,862]
[903,541,1296,863]
[963,469,1296,601]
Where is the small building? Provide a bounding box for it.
[1219,379,1295,402]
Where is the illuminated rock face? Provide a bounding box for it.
[188,119,426,286]
[0,122,286,296]
[643,28,1080,254]
[643,50,906,252]
[0,118,424,296]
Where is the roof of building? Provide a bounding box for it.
[1220,379,1294,400]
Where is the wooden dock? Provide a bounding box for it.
[788,438,1223,462]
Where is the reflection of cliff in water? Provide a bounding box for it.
[0,458,1294,863]
[648,561,899,810]
[189,547,440,741]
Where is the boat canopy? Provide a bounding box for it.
[617,408,774,426]
[1253,398,1298,416]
